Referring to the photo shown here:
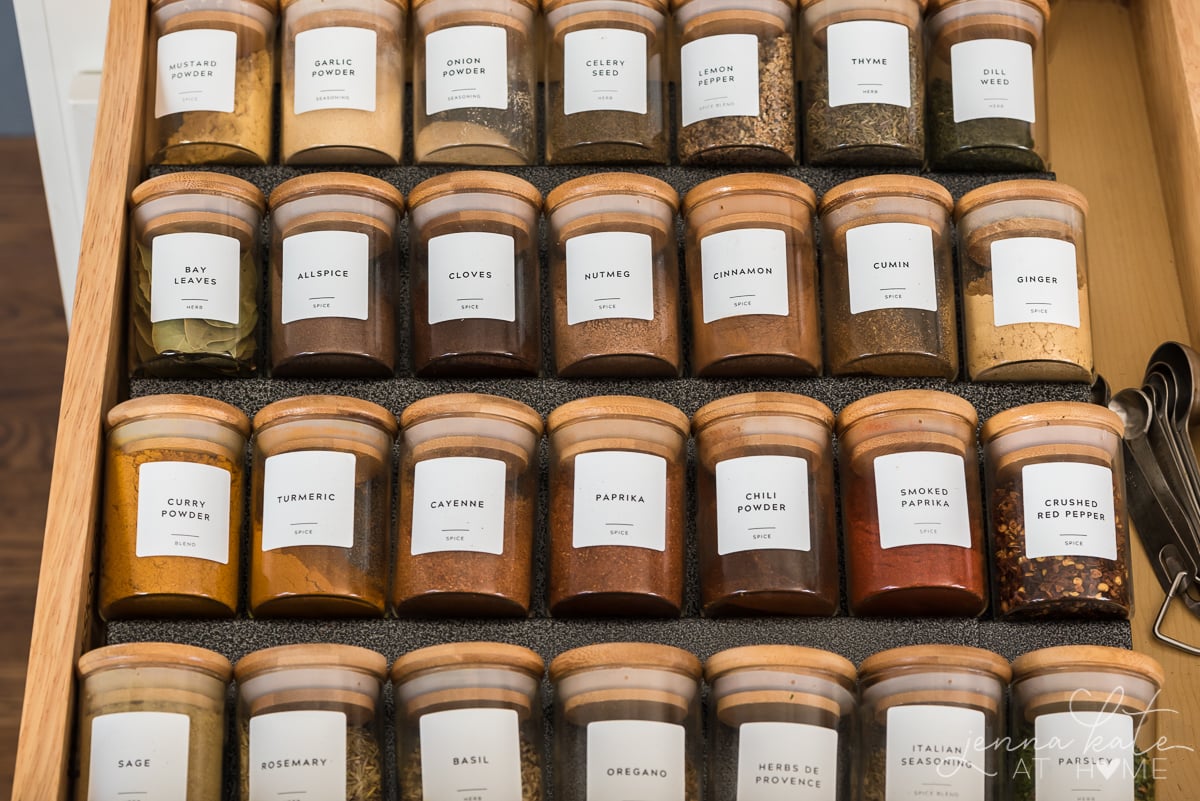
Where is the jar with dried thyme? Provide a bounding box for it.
[236,644,387,801]
[269,173,404,377]
[101,394,249,619]
[957,179,1093,381]
[250,395,397,617]
[545,173,681,377]
[800,0,926,166]
[280,0,406,164]
[544,0,669,164]
[147,0,276,165]
[683,174,822,377]
[394,394,543,617]
[391,643,545,801]
[129,172,264,377]
[76,643,231,801]
[674,0,797,165]
[820,175,958,377]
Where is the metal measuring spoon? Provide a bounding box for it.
[1142,371,1200,543]
[1148,342,1200,503]
[1144,359,1200,516]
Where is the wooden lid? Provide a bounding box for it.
[253,395,398,436]
[390,642,544,684]
[683,174,816,215]
[693,393,833,434]
[1011,646,1165,687]
[705,645,855,685]
[550,643,701,682]
[547,396,689,437]
[564,687,690,724]
[981,402,1122,444]
[836,390,978,433]
[956,180,1087,222]
[928,0,1049,21]
[801,0,925,9]
[131,172,266,215]
[414,0,536,9]
[234,644,388,682]
[401,393,543,435]
[859,645,1011,683]
[269,172,404,213]
[409,171,541,211]
[404,686,534,719]
[107,394,251,436]
[156,0,279,10]
[673,0,796,9]
[248,687,377,723]
[716,690,842,727]
[820,175,953,216]
[544,0,666,14]
[875,689,1000,718]
[79,643,232,682]
[283,0,403,8]
[544,173,678,215]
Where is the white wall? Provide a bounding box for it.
[1,1,34,135]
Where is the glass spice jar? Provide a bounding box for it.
[412,0,537,164]
[835,390,988,617]
[250,395,398,617]
[147,0,276,165]
[819,175,958,378]
[393,394,543,617]
[858,645,1010,801]
[100,395,249,620]
[673,0,797,165]
[76,643,232,801]
[547,396,689,617]
[800,0,926,167]
[545,173,682,378]
[693,393,838,616]
[705,645,857,801]
[1009,646,1165,801]
[391,643,546,801]
[956,180,1093,381]
[269,173,405,378]
[550,643,703,801]
[981,402,1132,620]
[235,644,387,801]
[683,174,822,377]
[280,0,406,164]
[927,0,1051,171]
[408,172,543,376]
[129,172,265,377]
[543,0,669,164]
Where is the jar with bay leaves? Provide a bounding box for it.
[236,644,387,801]
[250,396,398,617]
[391,643,545,801]
[269,173,404,377]
[545,173,681,377]
[147,0,276,165]
[129,172,264,377]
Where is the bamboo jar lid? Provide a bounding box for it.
[401,394,543,435]
[234,643,388,683]
[408,171,542,211]
[131,172,266,215]
[390,642,545,684]
[683,173,817,216]
[253,395,399,437]
[107,394,251,437]
[956,179,1088,223]
[859,644,1012,683]
[269,172,404,213]
[820,175,954,217]
[550,643,701,682]
[1011,645,1165,687]
[79,642,233,682]
[155,0,280,11]
[548,396,690,438]
[693,393,834,435]
[705,645,856,685]
[716,690,843,727]
[836,390,978,434]
[544,0,667,15]
[801,0,925,8]
[282,0,404,8]
[545,172,679,216]
[981,402,1123,444]
[673,0,796,11]
[928,0,1049,21]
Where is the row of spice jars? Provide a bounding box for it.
[148,0,1049,171]
[76,640,1165,801]
[101,389,1132,621]
[129,170,1093,383]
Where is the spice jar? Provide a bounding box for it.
[550,643,702,801]
[547,396,689,616]
[76,644,231,801]
[147,0,276,165]
[129,173,265,377]
[820,175,958,377]
[693,393,838,616]
[836,390,988,616]
[545,174,682,377]
[705,646,856,801]
[100,395,249,620]
[956,180,1093,381]
[673,0,797,165]
[408,172,542,376]
[269,173,405,377]
[800,0,926,166]
[391,643,545,800]
[236,644,387,801]
[927,0,1050,171]
[1010,646,1164,801]
[250,396,398,617]
[981,402,1132,620]
[280,0,405,164]
[683,174,822,377]
[412,0,537,164]
[394,394,543,617]
[543,0,669,164]
[858,645,1010,801]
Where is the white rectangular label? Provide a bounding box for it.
[88,712,190,801]
[874,451,972,549]
[294,26,378,114]
[827,20,911,108]
[428,231,516,323]
[420,708,524,801]
[151,232,242,324]
[566,231,655,323]
[680,33,759,126]
[991,238,1081,328]
[587,720,685,801]
[846,222,938,314]
[886,705,987,801]
[425,25,509,113]
[1033,711,1134,801]
[572,451,667,551]
[411,457,507,555]
[136,461,231,564]
[716,455,811,556]
[261,450,356,550]
[564,28,648,115]
[951,38,1036,123]
[1022,462,1117,560]
[737,721,838,801]
[249,710,347,801]
[281,230,370,324]
[155,28,237,118]
[700,228,789,322]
